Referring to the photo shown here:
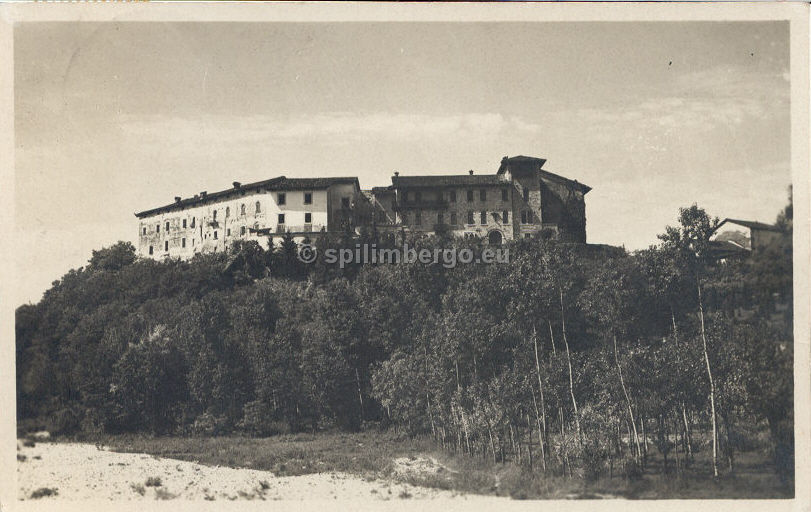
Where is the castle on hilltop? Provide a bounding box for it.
[135,155,591,259]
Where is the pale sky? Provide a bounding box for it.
[14,21,791,306]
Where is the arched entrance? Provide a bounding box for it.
[488,230,503,245]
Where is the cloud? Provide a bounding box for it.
[121,112,542,147]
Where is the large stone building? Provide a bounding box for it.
[134,155,591,259]
[135,176,361,259]
[366,156,590,244]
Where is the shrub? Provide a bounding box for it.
[30,487,58,499]
[145,476,162,487]
[130,483,146,496]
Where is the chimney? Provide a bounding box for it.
[174,196,181,203]
[200,191,207,198]
[502,156,509,164]
[469,170,474,175]
[394,171,399,177]
[233,181,241,188]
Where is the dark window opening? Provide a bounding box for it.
[437,212,443,225]
[278,213,285,224]
[213,210,217,221]
[227,228,231,236]
[467,211,474,224]
[466,190,474,202]
[523,188,529,201]
[214,231,218,240]
[449,190,456,203]
[156,224,160,233]
[255,201,261,213]
[305,212,312,223]
[182,219,187,228]
[503,210,509,223]
[148,245,153,255]
[240,226,246,236]
[142,227,146,235]
[226,207,230,217]
[278,193,286,205]
[164,241,168,251]
[182,238,186,248]
[480,211,487,224]
[304,192,312,205]
[341,197,350,208]
[415,211,422,225]
[450,212,457,225]
[241,204,246,215]
[502,189,509,202]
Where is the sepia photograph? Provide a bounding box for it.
[2,2,809,508]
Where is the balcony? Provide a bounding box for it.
[274,224,324,234]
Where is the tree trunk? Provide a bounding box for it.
[355,367,364,424]
[672,308,694,464]
[697,281,719,478]
[613,334,641,463]
[530,385,547,472]
[532,326,548,443]
[559,287,582,447]
[548,319,557,358]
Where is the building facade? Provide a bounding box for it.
[366,156,590,244]
[135,177,360,259]
[134,155,590,259]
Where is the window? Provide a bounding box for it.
[521,211,528,224]
[401,212,408,224]
[450,212,457,225]
[480,190,486,201]
[241,204,246,215]
[149,245,153,255]
[278,213,285,224]
[480,211,487,224]
[437,212,443,225]
[240,226,246,236]
[502,188,509,202]
[226,207,230,217]
[341,197,350,208]
[214,231,218,240]
[467,211,474,224]
[304,192,312,205]
[213,210,218,221]
[523,188,529,201]
[305,212,312,224]
[182,238,186,248]
[415,211,422,225]
[166,221,170,231]
[142,227,146,235]
[227,228,231,236]
[466,190,474,202]
[164,241,168,251]
[191,217,196,228]
[525,233,532,239]
[255,201,261,213]
[156,224,160,233]
[503,211,509,223]
[449,190,456,203]
[182,219,187,229]
[278,193,286,205]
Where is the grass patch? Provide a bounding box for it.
[130,483,146,496]
[86,430,791,499]
[154,488,177,500]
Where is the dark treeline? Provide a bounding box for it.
[17,198,793,485]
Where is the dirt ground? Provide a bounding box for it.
[17,440,500,501]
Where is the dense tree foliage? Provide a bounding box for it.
[17,198,793,485]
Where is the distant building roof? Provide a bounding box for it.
[391,174,505,188]
[707,239,751,260]
[717,218,782,232]
[135,176,359,218]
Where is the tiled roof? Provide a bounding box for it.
[135,176,358,218]
[391,174,506,188]
[718,218,782,232]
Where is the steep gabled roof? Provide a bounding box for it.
[717,218,782,232]
[497,155,591,193]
